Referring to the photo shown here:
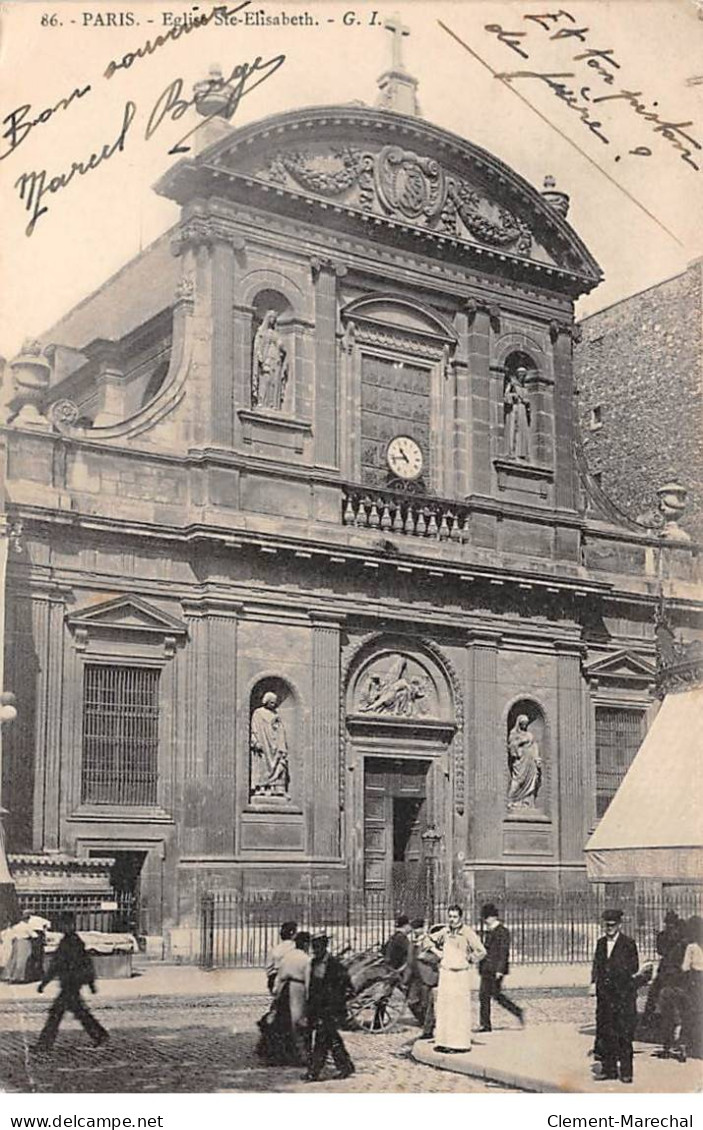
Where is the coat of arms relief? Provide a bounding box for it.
[255,144,533,256]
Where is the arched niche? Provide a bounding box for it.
[248,676,298,804]
[505,697,549,816]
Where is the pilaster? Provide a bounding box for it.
[311,614,343,857]
[467,629,503,861]
[312,259,341,468]
[465,306,492,496]
[556,641,585,861]
[210,241,237,447]
[552,327,577,510]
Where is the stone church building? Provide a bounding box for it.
[2,43,700,952]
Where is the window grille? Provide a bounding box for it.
[595,706,644,819]
[82,665,159,806]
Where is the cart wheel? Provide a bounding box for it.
[348,985,406,1034]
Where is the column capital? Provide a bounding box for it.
[466,627,503,648]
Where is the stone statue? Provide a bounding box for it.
[504,366,531,461]
[359,655,427,717]
[250,691,290,798]
[507,714,542,809]
[252,311,289,411]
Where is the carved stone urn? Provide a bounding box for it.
[657,480,690,542]
[8,340,52,428]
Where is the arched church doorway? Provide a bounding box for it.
[345,643,458,908]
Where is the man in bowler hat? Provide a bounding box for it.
[477,903,524,1032]
[591,908,639,1083]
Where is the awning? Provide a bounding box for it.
[585,687,703,882]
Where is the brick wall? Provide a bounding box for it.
[575,259,703,542]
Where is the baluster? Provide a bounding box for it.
[461,513,470,541]
[449,512,462,541]
[416,509,427,537]
[380,501,392,531]
[427,510,439,538]
[355,498,367,527]
[439,511,450,540]
[404,505,415,535]
[393,504,404,533]
[368,500,380,529]
[343,496,355,525]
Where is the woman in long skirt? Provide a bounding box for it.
[430,905,486,1052]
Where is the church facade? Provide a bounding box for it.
[2,60,701,952]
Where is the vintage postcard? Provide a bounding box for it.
[0,0,701,1102]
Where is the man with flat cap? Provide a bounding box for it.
[591,908,639,1083]
[302,935,355,1082]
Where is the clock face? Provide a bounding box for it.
[386,435,424,481]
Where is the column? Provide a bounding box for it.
[555,641,585,861]
[312,260,341,468]
[311,614,342,857]
[467,629,503,863]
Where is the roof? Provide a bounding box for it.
[41,228,179,352]
[585,687,703,882]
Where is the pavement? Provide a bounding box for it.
[0,960,590,1010]
[2,963,701,1093]
[413,1022,703,1094]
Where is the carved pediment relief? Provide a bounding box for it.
[66,594,187,643]
[251,142,539,260]
[584,649,656,683]
[353,652,440,719]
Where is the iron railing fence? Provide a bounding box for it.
[199,888,703,969]
[17,890,138,935]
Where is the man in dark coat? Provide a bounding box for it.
[383,915,411,971]
[406,918,440,1037]
[477,903,524,1032]
[302,935,355,1082]
[591,908,639,1083]
[34,913,109,1052]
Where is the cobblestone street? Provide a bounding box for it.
[0,990,592,1094]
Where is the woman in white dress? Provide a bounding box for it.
[429,905,486,1052]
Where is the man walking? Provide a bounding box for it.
[34,913,108,1052]
[265,920,297,994]
[591,908,639,1083]
[302,935,355,1082]
[477,903,524,1032]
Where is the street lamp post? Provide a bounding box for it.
[421,825,443,921]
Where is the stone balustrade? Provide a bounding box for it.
[342,485,469,542]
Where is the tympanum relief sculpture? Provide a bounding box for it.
[356,654,435,718]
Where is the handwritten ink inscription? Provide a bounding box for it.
[1,2,287,236]
[485,9,701,172]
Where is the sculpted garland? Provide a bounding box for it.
[257,143,533,255]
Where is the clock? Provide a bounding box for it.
[386,435,424,481]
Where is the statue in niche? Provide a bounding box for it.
[250,691,290,799]
[252,311,289,411]
[504,366,531,461]
[359,655,428,717]
[507,714,542,809]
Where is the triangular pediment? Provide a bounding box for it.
[66,594,187,637]
[585,649,656,681]
[158,106,602,296]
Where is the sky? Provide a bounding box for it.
[0,0,702,359]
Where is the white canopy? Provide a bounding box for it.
[585,687,703,882]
